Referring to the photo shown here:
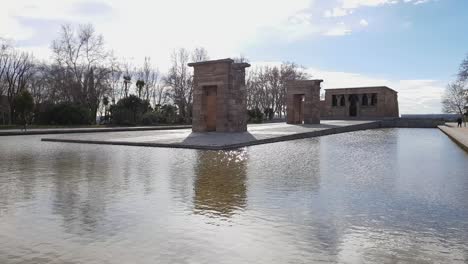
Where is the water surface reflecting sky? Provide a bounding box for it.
[0,128,467,263]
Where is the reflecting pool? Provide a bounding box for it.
[1,128,468,263]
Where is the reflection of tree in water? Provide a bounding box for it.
[0,149,40,216]
[193,149,248,218]
[169,151,197,205]
[51,151,110,236]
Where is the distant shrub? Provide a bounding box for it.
[141,112,159,125]
[247,108,264,123]
[156,104,179,124]
[263,108,274,121]
[110,95,151,125]
[13,90,34,126]
[34,102,91,125]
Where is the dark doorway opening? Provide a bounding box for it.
[349,95,358,117]
[293,94,305,124]
[203,86,217,131]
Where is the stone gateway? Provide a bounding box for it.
[286,80,323,124]
[189,59,250,132]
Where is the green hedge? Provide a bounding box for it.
[35,103,92,125]
[110,95,151,125]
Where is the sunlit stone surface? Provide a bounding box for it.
[1,128,468,263]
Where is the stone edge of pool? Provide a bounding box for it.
[37,119,446,151]
[0,125,192,136]
[438,125,468,153]
[41,122,380,150]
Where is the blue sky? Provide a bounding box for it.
[1,0,467,113]
[246,0,468,81]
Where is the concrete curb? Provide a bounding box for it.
[438,125,468,153]
[0,125,192,136]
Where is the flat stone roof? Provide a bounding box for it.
[41,121,379,150]
[325,86,398,93]
[188,58,250,68]
[287,79,324,85]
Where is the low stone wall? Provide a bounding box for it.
[0,125,192,136]
[380,118,445,128]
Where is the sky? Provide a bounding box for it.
[1,0,467,114]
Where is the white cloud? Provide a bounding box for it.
[324,22,352,36]
[340,0,397,9]
[359,19,369,26]
[1,0,447,115]
[405,0,432,4]
[1,0,438,64]
[306,67,445,114]
[1,0,320,67]
[325,0,435,17]
[323,7,351,18]
[252,61,446,114]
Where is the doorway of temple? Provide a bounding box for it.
[204,86,217,131]
[349,95,358,117]
[293,94,305,124]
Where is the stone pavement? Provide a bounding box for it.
[0,125,191,136]
[439,124,468,153]
[42,120,380,150]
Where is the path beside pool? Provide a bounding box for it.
[439,123,468,153]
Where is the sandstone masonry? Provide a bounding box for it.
[286,80,322,124]
[320,86,399,119]
[189,59,250,132]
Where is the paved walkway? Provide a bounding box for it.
[42,120,379,150]
[0,125,191,136]
[438,124,468,153]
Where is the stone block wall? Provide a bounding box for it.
[320,86,399,120]
[286,80,322,124]
[189,59,250,132]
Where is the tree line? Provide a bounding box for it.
[442,54,468,125]
[0,23,307,126]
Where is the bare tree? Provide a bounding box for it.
[233,55,250,63]
[0,38,12,96]
[165,48,193,122]
[153,78,168,106]
[278,62,309,116]
[121,60,134,98]
[4,50,35,123]
[245,62,308,118]
[442,81,467,126]
[28,62,51,104]
[107,56,122,103]
[458,54,468,82]
[191,47,209,63]
[51,23,112,122]
[135,57,164,105]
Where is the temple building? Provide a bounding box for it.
[320,86,399,119]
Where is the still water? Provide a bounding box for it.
[1,128,468,264]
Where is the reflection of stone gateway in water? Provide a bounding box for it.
[193,150,248,218]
